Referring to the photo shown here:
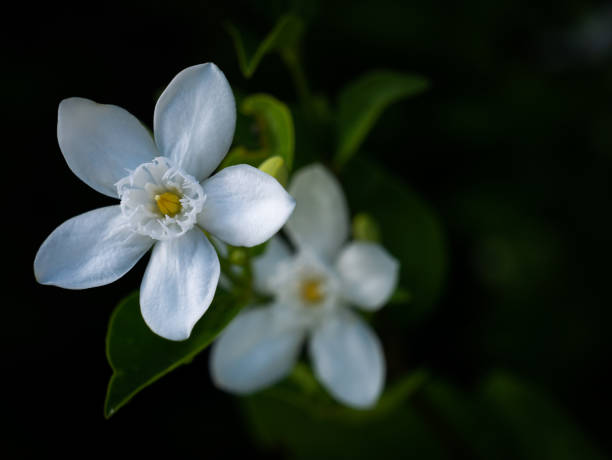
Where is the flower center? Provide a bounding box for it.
[116,157,205,240]
[155,192,182,217]
[300,278,325,305]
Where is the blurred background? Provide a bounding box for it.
[8,0,611,457]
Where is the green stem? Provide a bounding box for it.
[281,47,311,105]
[243,249,253,283]
[205,230,249,289]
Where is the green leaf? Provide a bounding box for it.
[241,94,294,170]
[342,157,446,321]
[104,290,247,418]
[221,94,294,171]
[335,71,429,168]
[226,14,304,79]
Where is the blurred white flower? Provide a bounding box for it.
[34,63,295,341]
[210,164,399,408]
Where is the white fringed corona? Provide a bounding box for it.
[116,157,206,240]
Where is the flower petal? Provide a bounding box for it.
[253,237,292,295]
[34,206,153,289]
[140,229,220,341]
[210,305,305,394]
[286,164,349,259]
[57,98,158,198]
[336,242,399,311]
[197,165,296,247]
[154,63,236,181]
[309,309,385,408]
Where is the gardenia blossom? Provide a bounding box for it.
[34,63,295,341]
[210,164,399,408]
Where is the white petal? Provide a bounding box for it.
[336,242,399,311]
[253,237,292,295]
[286,164,349,259]
[154,63,236,181]
[57,98,158,198]
[34,206,153,289]
[210,305,305,394]
[197,165,296,247]
[140,229,220,341]
[309,309,385,408]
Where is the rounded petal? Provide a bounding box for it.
[140,229,220,341]
[286,164,349,259]
[336,242,399,311]
[34,206,153,289]
[210,306,305,394]
[58,97,158,198]
[309,309,385,408]
[154,63,236,181]
[197,165,296,247]
[253,237,292,295]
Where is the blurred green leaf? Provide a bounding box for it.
[227,14,304,79]
[481,372,606,460]
[424,372,606,460]
[247,240,269,258]
[342,158,446,321]
[424,378,515,459]
[242,370,443,460]
[387,286,412,305]
[242,94,294,170]
[259,155,289,187]
[105,290,247,418]
[275,366,429,423]
[335,71,429,168]
[222,146,261,167]
[222,94,294,171]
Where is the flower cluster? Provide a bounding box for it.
[35,63,400,410]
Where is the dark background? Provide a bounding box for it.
[7,0,611,456]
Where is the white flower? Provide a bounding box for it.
[210,164,399,408]
[34,63,295,341]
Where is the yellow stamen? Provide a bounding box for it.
[301,279,325,304]
[155,192,182,217]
